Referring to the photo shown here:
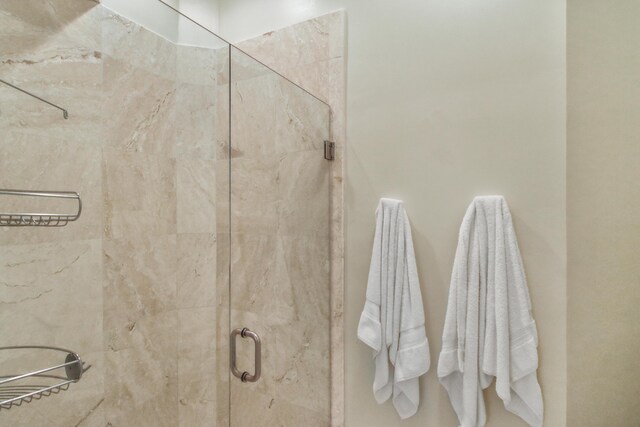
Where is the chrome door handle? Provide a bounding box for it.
[230,327,261,383]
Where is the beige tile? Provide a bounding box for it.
[104,313,179,426]
[178,376,217,427]
[230,73,278,159]
[277,150,331,238]
[229,384,329,427]
[175,83,217,159]
[102,151,177,239]
[230,156,279,235]
[177,156,216,234]
[177,233,217,308]
[278,235,330,322]
[178,308,217,426]
[234,11,335,78]
[273,322,330,415]
[0,88,65,137]
[275,78,330,154]
[101,40,178,239]
[101,10,176,80]
[272,236,330,414]
[102,56,176,157]
[103,234,177,346]
[178,307,217,378]
[176,45,217,86]
[229,233,278,315]
[0,239,103,353]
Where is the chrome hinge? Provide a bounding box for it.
[324,140,335,161]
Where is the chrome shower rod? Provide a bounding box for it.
[0,78,68,119]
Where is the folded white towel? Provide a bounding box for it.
[358,198,430,419]
[438,196,543,427]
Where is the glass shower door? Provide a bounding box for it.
[228,46,332,426]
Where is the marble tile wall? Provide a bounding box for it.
[234,11,346,426]
[0,2,221,426]
[0,2,106,426]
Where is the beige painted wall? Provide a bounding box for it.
[343,1,566,425]
[567,1,640,426]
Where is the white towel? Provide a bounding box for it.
[358,198,430,419]
[438,196,543,427]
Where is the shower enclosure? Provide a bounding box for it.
[0,1,332,426]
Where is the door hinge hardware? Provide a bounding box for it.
[324,140,335,161]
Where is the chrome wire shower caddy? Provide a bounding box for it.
[0,346,90,410]
[0,189,82,227]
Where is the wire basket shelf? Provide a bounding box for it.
[0,190,82,227]
[0,346,90,410]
